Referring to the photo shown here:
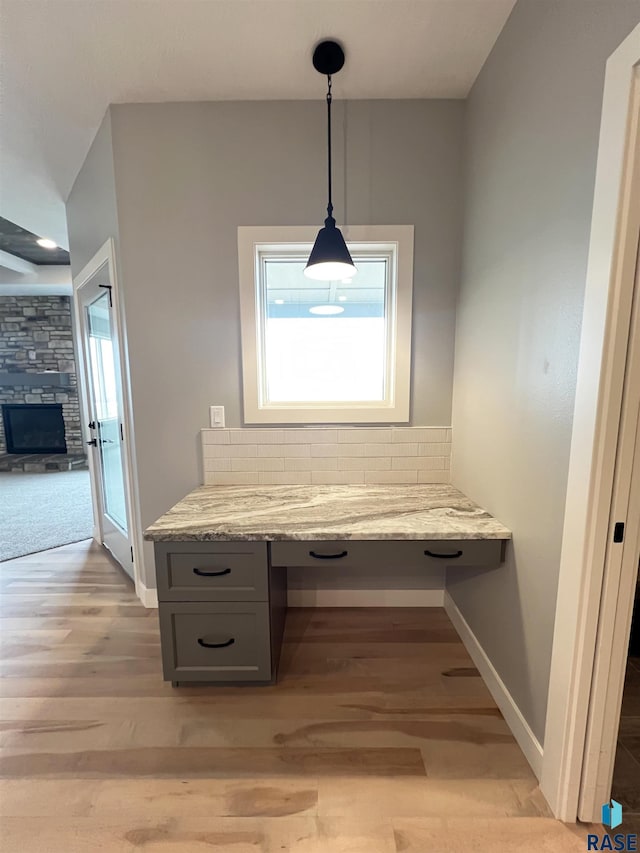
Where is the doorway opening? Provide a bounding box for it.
[0,280,94,562]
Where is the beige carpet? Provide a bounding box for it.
[0,470,93,560]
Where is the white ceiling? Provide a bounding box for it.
[0,0,516,251]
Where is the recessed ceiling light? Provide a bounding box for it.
[36,238,57,249]
[274,299,284,304]
[309,305,344,315]
[338,295,347,301]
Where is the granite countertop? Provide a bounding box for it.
[144,484,511,542]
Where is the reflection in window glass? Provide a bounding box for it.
[86,294,127,532]
[89,338,118,420]
[262,258,388,404]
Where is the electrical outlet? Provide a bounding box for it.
[209,406,225,428]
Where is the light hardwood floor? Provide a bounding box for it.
[0,540,596,851]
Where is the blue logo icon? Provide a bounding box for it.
[602,800,623,830]
[588,800,636,849]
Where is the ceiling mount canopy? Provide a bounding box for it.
[304,39,357,283]
[312,40,346,76]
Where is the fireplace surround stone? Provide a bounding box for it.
[0,295,85,462]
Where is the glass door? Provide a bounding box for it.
[77,265,133,577]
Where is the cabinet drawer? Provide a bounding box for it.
[159,602,272,682]
[155,542,268,602]
[270,539,504,569]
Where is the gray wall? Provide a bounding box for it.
[66,112,120,278]
[96,99,464,585]
[448,0,640,744]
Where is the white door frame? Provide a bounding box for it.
[580,246,640,820]
[540,25,640,821]
[76,258,133,573]
[72,238,145,600]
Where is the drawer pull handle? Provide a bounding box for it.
[309,550,348,560]
[192,567,232,577]
[424,549,463,559]
[197,637,235,649]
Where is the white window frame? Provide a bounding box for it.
[238,225,414,424]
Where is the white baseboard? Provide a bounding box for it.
[444,590,543,778]
[136,580,158,608]
[287,589,445,607]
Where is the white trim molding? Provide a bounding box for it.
[0,249,37,275]
[540,23,640,822]
[444,591,544,778]
[137,579,158,609]
[0,264,71,295]
[237,225,414,424]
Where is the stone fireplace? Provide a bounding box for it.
[2,403,67,454]
[0,295,85,471]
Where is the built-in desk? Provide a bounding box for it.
[144,484,511,686]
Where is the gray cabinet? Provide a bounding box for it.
[159,602,272,682]
[270,539,503,569]
[155,537,505,686]
[155,541,268,602]
[155,541,285,685]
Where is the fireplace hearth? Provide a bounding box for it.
[2,403,67,455]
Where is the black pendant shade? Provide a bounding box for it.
[305,216,355,281]
[305,40,357,282]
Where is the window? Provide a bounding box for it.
[238,226,414,424]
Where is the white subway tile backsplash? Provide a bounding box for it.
[200,427,451,487]
[201,430,230,444]
[310,443,340,457]
[204,472,257,486]
[229,429,284,444]
[391,456,447,470]
[364,470,418,484]
[310,443,371,457]
[392,428,448,443]
[205,444,258,458]
[259,472,312,485]
[284,457,338,471]
[231,457,285,472]
[363,443,420,457]
[285,429,338,444]
[418,470,450,484]
[312,471,365,485]
[337,443,371,457]
[338,456,391,471]
[258,443,310,458]
[338,429,392,443]
[204,458,232,472]
[419,443,452,457]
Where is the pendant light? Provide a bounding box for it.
[304,40,357,282]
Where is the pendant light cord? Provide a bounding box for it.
[326,74,333,222]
